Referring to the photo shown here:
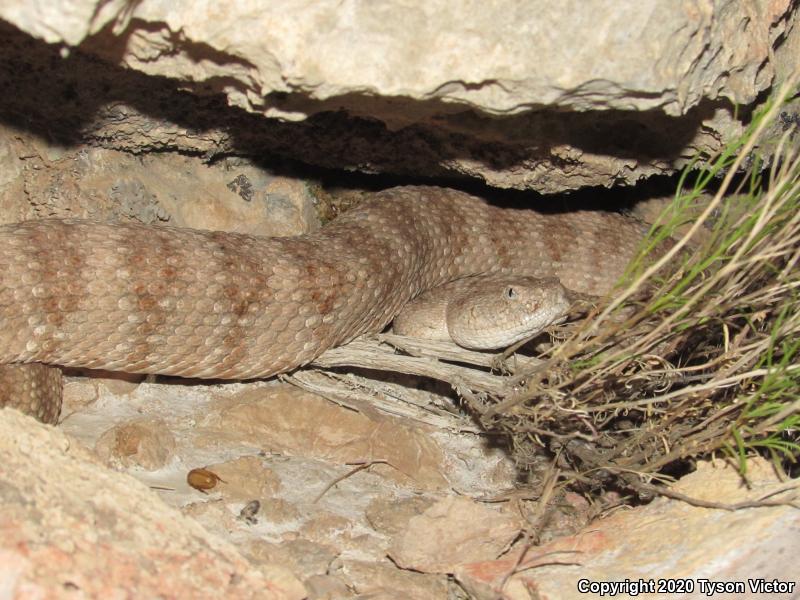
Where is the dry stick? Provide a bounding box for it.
[753,398,800,434]
[603,96,790,321]
[647,324,780,382]
[377,333,504,368]
[625,422,746,473]
[291,332,546,431]
[377,332,544,375]
[683,400,750,436]
[613,421,730,473]
[498,463,562,593]
[632,480,800,511]
[630,142,800,344]
[313,459,399,503]
[769,126,800,191]
[285,369,481,432]
[500,318,647,412]
[579,364,800,414]
[309,336,514,393]
[552,296,796,467]
[484,324,623,415]
[304,334,553,428]
[782,240,800,277]
[562,246,797,411]
[577,254,755,393]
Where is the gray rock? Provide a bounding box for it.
[1,1,796,192]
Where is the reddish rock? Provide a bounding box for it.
[0,409,305,599]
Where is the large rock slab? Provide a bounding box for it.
[0,409,305,599]
[1,1,797,192]
[0,1,787,117]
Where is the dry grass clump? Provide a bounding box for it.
[470,78,800,493]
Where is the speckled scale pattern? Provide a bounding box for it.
[0,363,62,424]
[393,275,573,349]
[0,185,649,421]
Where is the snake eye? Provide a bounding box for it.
[505,286,517,299]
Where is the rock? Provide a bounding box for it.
[182,497,240,538]
[94,374,144,396]
[246,539,339,580]
[50,374,522,581]
[61,380,99,413]
[364,494,437,536]
[1,1,785,117]
[0,408,304,599]
[0,125,318,235]
[202,385,451,490]
[195,455,282,502]
[304,574,354,599]
[257,498,302,525]
[94,416,176,469]
[453,459,800,599]
[388,496,523,573]
[339,559,448,599]
[299,512,356,546]
[1,3,797,192]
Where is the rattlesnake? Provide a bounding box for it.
[393,274,574,348]
[0,186,652,423]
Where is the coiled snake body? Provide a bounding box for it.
[0,186,650,423]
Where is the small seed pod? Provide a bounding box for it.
[187,467,226,494]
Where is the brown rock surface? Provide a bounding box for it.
[389,495,524,573]
[201,385,451,490]
[94,417,176,469]
[0,408,305,599]
[196,455,282,502]
[454,459,800,600]
[340,559,448,599]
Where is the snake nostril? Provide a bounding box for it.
[505,286,516,299]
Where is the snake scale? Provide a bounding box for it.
[0,185,652,423]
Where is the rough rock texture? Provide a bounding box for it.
[389,496,523,573]
[94,416,176,469]
[200,387,454,491]
[1,1,788,117]
[453,459,800,600]
[0,123,318,234]
[5,379,796,600]
[0,409,306,599]
[1,2,798,192]
[11,374,517,598]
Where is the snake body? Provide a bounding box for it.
[0,186,651,422]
